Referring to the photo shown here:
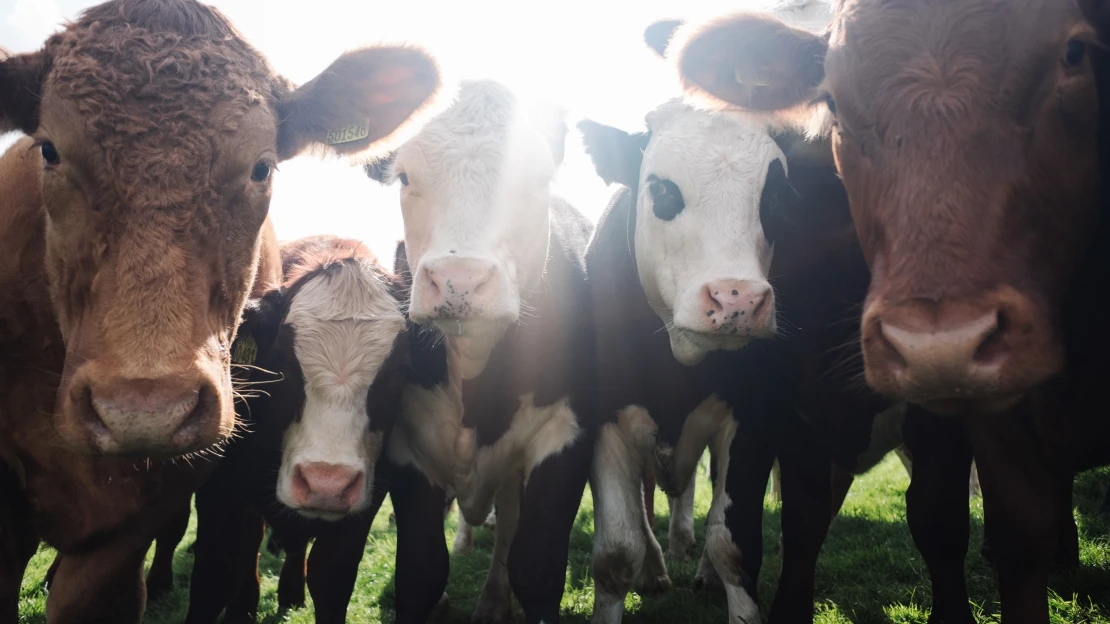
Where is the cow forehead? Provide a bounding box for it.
[828,0,1087,120]
[41,24,279,208]
[643,103,783,194]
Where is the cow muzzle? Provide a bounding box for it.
[60,368,226,458]
[861,287,1061,414]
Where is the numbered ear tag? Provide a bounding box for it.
[233,335,258,366]
[326,120,371,145]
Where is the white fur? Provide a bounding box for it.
[636,101,782,366]
[389,80,564,368]
[275,261,405,519]
[667,473,697,560]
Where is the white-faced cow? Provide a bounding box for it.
[580,15,901,623]
[366,80,596,624]
[668,0,1110,621]
[0,0,440,620]
[183,236,410,624]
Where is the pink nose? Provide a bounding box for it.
[700,279,774,332]
[417,257,500,316]
[84,377,213,456]
[289,462,365,513]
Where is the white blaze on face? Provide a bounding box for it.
[276,260,405,519]
[635,100,783,366]
[389,80,563,365]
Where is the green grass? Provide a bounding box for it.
[17,455,1110,623]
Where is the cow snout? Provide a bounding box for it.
[415,257,502,319]
[289,462,365,514]
[862,291,1059,412]
[81,376,218,456]
[699,279,774,334]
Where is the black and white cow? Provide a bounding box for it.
[580,21,900,624]
[367,80,597,624]
[185,236,410,624]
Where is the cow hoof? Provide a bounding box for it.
[637,574,673,596]
[693,565,723,592]
[430,593,451,624]
[471,601,512,624]
[665,535,695,561]
[145,576,174,602]
[278,594,307,612]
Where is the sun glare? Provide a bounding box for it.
[0,0,769,260]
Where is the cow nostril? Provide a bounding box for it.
[342,472,366,506]
[424,270,442,299]
[702,286,725,313]
[973,310,1007,365]
[291,465,311,502]
[473,267,497,296]
[875,320,909,370]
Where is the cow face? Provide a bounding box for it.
[669,0,1108,412]
[580,102,809,366]
[368,80,567,365]
[240,255,408,520]
[0,0,440,457]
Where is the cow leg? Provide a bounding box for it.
[391,464,450,624]
[145,502,191,601]
[307,472,389,624]
[590,422,653,624]
[0,477,37,624]
[643,469,656,531]
[473,483,521,624]
[693,444,722,592]
[185,482,251,624]
[965,414,1060,624]
[715,419,774,624]
[903,407,974,624]
[223,509,266,624]
[829,463,854,520]
[43,553,61,590]
[666,472,697,561]
[454,515,476,554]
[510,431,593,624]
[46,536,149,624]
[1053,477,1079,571]
[276,534,309,611]
[769,425,834,623]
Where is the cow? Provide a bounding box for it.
[181,235,410,624]
[365,80,596,624]
[0,0,442,620]
[578,53,895,622]
[667,0,1110,621]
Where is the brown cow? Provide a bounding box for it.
[668,1,1110,622]
[0,0,441,621]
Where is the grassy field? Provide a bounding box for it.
[16,454,1110,623]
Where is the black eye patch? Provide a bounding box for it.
[646,174,685,221]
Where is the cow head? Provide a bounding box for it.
[578,22,850,366]
[668,0,1109,412]
[0,0,440,457]
[367,80,567,373]
[237,238,409,519]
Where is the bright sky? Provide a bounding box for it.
[0,0,767,261]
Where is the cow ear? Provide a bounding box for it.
[645,20,684,58]
[760,152,850,242]
[365,150,398,184]
[0,50,51,134]
[531,104,568,169]
[277,46,442,161]
[672,13,828,111]
[578,119,647,188]
[235,290,284,368]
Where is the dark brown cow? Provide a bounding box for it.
[0,0,441,621]
[185,236,410,624]
[669,1,1110,622]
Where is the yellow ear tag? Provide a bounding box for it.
[232,335,258,366]
[325,120,371,145]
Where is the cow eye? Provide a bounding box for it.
[398,172,410,186]
[647,175,685,221]
[825,95,837,115]
[251,161,272,182]
[40,141,60,166]
[1064,39,1086,67]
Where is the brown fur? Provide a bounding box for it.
[0,0,440,620]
